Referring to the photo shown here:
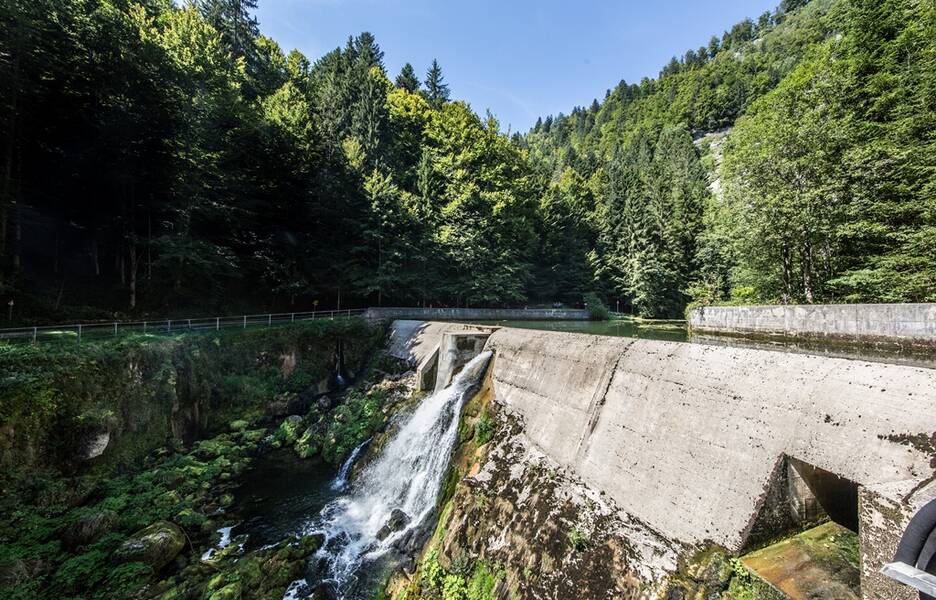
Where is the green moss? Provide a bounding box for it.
[303,385,392,464]
[0,318,392,600]
[474,412,495,446]
[567,527,589,552]
[419,550,504,600]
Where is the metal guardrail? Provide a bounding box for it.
[0,309,367,344]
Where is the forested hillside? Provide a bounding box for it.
[0,0,539,320]
[0,0,932,321]
[524,0,935,315]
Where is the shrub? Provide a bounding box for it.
[568,527,589,551]
[583,292,610,320]
[474,412,495,446]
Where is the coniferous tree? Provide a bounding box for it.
[353,31,384,72]
[423,59,450,109]
[707,35,720,58]
[395,62,419,92]
[197,0,259,59]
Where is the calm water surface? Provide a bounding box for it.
[463,318,936,369]
[463,318,689,342]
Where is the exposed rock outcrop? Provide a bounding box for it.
[114,521,186,571]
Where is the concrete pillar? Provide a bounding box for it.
[433,332,491,392]
[415,346,439,392]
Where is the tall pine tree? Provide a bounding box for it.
[423,59,450,109]
[395,63,419,92]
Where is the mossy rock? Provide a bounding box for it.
[229,420,249,432]
[113,520,186,571]
[273,416,304,446]
[209,581,243,600]
[62,509,119,549]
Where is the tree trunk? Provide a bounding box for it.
[92,239,101,276]
[126,180,137,309]
[781,246,793,304]
[377,234,382,307]
[146,210,152,280]
[1,26,22,288]
[53,227,60,274]
[12,201,20,270]
[129,242,137,309]
[801,238,814,304]
[119,247,126,286]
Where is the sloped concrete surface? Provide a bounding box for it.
[389,321,936,598]
[482,327,936,599]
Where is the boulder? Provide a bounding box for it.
[376,509,410,541]
[274,416,304,446]
[80,432,110,460]
[75,409,118,461]
[0,559,29,587]
[114,520,186,571]
[63,510,119,549]
[266,398,289,418]
[267,392,308,417]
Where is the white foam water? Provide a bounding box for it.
[300,351,492,597]
[200,525,237,561]
[330,438,370,492]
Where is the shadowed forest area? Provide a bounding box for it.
[0,0,932,323]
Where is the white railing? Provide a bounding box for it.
[0,309,367,344]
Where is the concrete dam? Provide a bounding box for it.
[388,320,936,600]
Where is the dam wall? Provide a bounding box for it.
[483,326,936,599]
[689,302,936,347]
[366,307,590,321]
[388,321,936,599]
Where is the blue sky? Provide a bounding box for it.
[255,0,779,133]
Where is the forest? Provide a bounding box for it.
[0,0,933,320]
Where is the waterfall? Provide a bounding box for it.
[330,438,370,492]
[304,350,492,597]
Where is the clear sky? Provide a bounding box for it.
[255,0,779,133]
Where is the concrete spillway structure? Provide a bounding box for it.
[389,321,936,600]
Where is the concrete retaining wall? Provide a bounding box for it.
[367,307,590,321]
[689,303,936,346]
[479,326,936,600]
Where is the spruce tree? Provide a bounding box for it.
[197,0,259,59]
[353,32,384,72]
[395,63,420,92]
[423,59,450,109]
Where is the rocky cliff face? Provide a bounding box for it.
[0,319,384,470]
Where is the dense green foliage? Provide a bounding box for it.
[0,317,392,598]
[0,0,932,320]
[0,317,380,468]
[0,0,547,319]
[524,0,935,314]
[0,422,324,599]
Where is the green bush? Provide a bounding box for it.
[583,292,610,320]
[474,412,495,446]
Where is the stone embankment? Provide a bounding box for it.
[389,320,936,600]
